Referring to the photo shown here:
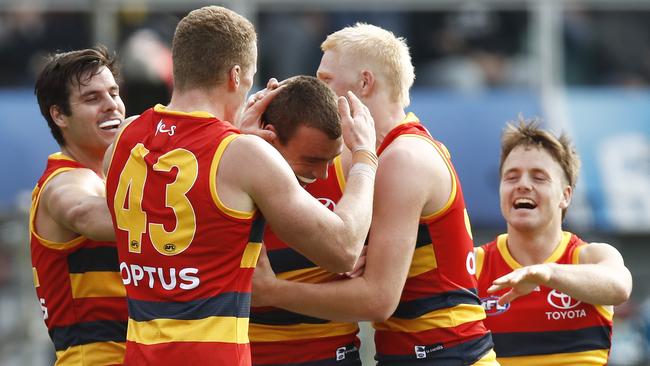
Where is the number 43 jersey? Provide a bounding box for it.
[106,105,264,366]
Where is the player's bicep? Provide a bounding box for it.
[43,170,104,226]
[579,243,626,268]
[364,151,428,295]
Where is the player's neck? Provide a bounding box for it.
[371,101,406,149]
[167,87,227,121]
[505,225,564,266]
[61,145,104,178]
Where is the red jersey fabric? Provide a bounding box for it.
[372,114,495,365]
[30,153,127,365]
[250,157,361,365]
[105,105,264,365]
[476,232,613,365]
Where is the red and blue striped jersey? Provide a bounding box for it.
[30,153,128,365]
[106,105,264,365]
[476,232,613,365]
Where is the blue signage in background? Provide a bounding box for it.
[565,88,650,233]
[409,88,543,229]
[2,87,648,233]
[0,89,58,211]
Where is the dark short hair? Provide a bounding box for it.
[172,6,256,91]
[34,46,119,146]
[262,75,341,145]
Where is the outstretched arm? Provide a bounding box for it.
[488,242,632,306]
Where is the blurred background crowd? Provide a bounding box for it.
[0,0,649,364]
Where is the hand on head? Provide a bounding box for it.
[338,91,376,152]
[237,77,284,142]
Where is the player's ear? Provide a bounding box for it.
[50,105,67,128]
[229,65,241,89]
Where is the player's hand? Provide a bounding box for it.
[339,91,376,152]
[237,78,284,142]
[252,246,277,307]
[342,245,367,278]
[488,264,552,305]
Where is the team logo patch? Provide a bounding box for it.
[547,290,581,310]
[414,344,444,359]
[481,296,510,316]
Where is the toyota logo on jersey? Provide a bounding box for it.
[547,289,581,310]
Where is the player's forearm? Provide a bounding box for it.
[545,263,632,305]
[265,276,388,322]
[329,150,378,271]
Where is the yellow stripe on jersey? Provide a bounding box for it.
[153,104,215,118]
[48,152,76,162]
[54,341,125,366]
[249,321,358,342]
[127,316,249,345]
[33,267,40,288]
[595,304,614,321]
[276,267,340,283]
[497,348,609,366]
[240,242,262,268]
[475,247,486,279]
[419,137,458,221]
[333,155,346,191]
[408,244,437,278]
[209,133,256,220]
[373,304,486,333]
[498,232,572,271]
[69,272,127,298]
[472,349,499,366]
[30,166,87,251]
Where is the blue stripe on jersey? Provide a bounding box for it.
[415,223,432,248]
[493,325,612,357]
[250,215,266,242]
[267,247,316,274]
[128,292,250,321]
[392,288,480,319]
[49,319,127,351]
[376,332,493,365]
[67,246,120,273]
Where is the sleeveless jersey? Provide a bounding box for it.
[30,153,128,365]
[476,232,613,365]
[372,114,496,365]
[250,157,361,366]
[105,105,264,365]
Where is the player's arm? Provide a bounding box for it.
[253,141,435,321]
[223,94,376,274]
[41,169,115,242]
[489,242,632,306]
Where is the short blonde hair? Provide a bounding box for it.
[321,23,415,107]
[172,6,256,91]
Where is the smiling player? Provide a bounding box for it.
[475,120,632,365]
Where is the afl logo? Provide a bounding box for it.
[481,296,510,316]
[164,243,176,253]
[317,198,336,210]
[547,290,581,309]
